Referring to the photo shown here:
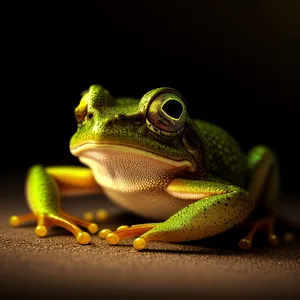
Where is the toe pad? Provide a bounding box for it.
[133,238,146,250]
[76,232,91,244]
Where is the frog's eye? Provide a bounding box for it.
[146,92,187,137]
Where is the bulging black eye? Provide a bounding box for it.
[87,113,93,119]
[162,100,183,119]
[146,91,187,136]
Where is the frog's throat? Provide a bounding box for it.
[70,143,196,172]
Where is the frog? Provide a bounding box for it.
[9,85,281,251]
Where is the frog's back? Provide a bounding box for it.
[194,119,247,187]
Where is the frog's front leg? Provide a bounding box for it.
[9,164,102,244]
[105,179,254,250]
[238,145,281,250]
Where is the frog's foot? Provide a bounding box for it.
[9,211,99,245]
[100,223,159,250]
[238,216,278,250]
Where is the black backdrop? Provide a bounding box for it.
[2,1,300,194]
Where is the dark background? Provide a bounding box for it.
[1,4,300,300]
[1,1,300,194]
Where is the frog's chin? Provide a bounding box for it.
[70,142,196,172]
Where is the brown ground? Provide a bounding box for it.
[1,180,300,300]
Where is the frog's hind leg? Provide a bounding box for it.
[239,145,280,250]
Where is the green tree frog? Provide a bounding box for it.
[10,85,281,251]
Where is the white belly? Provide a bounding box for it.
[103,187,194,221]
[77,145,195,220]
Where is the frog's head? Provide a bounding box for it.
[70,85,203,178]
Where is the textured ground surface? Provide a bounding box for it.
[0,179,300,300]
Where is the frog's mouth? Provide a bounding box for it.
[70,142,196,172]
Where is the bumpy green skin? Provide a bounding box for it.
[70,85,278,244]
[21,85,279,247]
[194,120,247,187]
[70,86,248,184]
[70,86,195,165]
